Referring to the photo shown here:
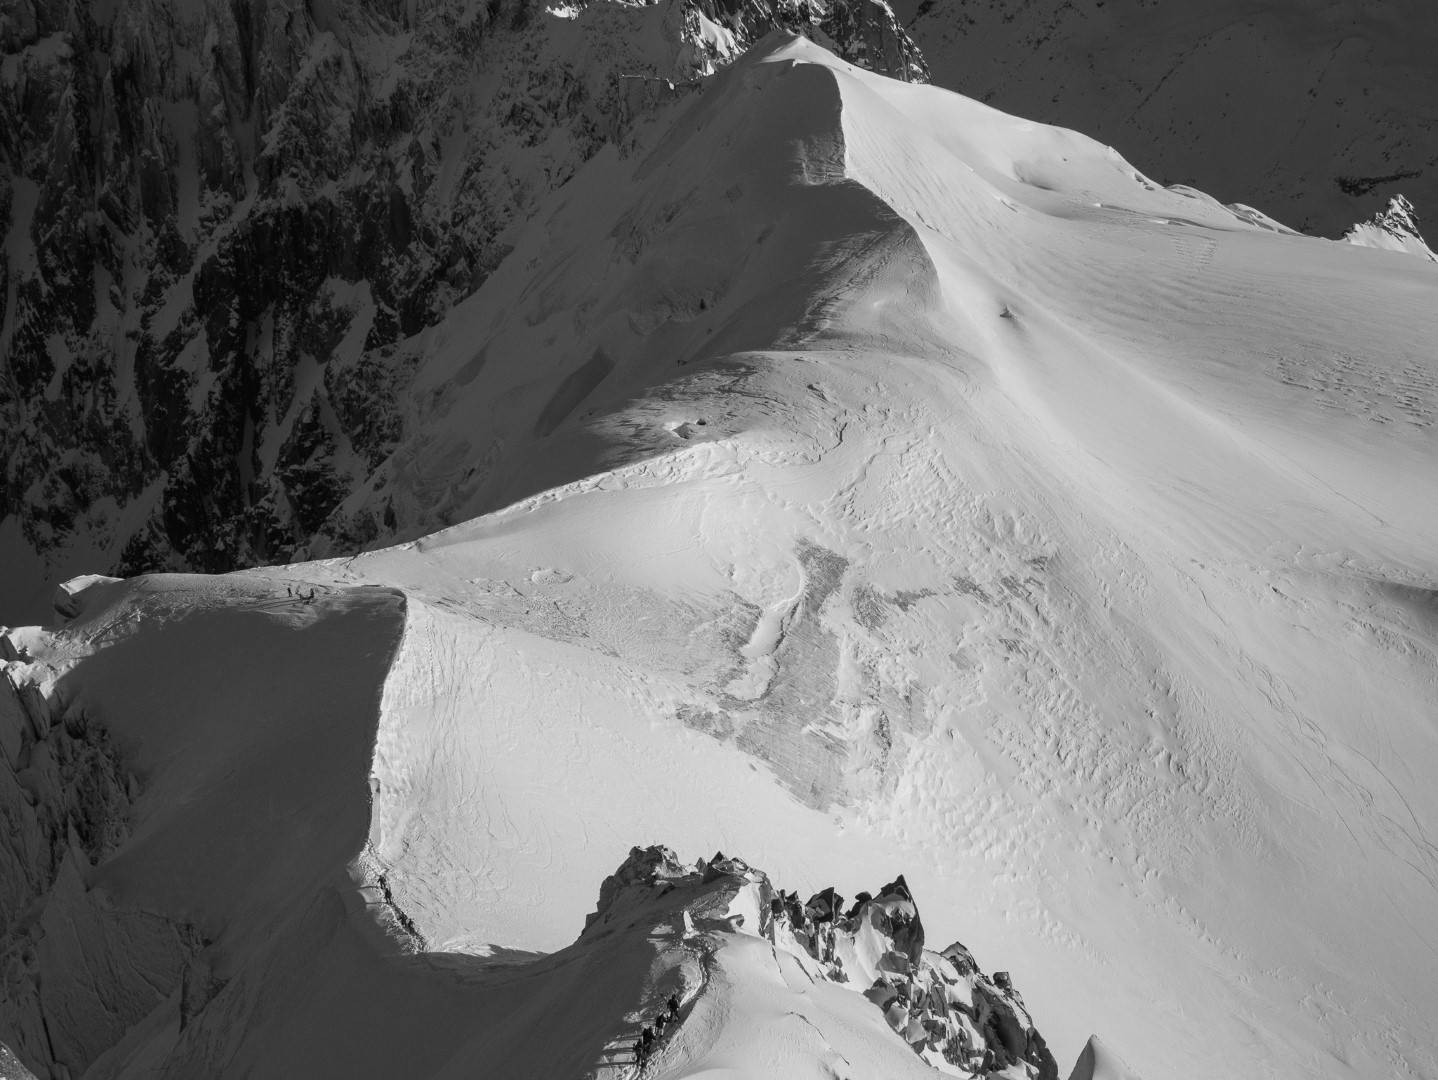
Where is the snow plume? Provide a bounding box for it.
[1343,194,1438,262]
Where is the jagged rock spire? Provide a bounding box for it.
[1343,194,1438,262]
[585,845,1062,1078]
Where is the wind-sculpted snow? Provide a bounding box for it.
[3,31,1437,1080]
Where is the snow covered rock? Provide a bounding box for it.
[696,0,927,82]
[1343,195,1438,262]
[586,843,704,931]
[582,845,1061,1078]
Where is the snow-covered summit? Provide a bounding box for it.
[1343,194,1438,262]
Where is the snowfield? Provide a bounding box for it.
[4,32,1438,1080]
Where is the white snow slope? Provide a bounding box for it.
[4,32,1438,1080]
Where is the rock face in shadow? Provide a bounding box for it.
[0,0,926,607]
[0,670,204,1079]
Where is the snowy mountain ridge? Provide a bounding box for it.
[0,0,923,619]
[2,24,1436,1080]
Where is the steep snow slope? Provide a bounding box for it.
[893,0,1438,237]
[4,32,1438,1080]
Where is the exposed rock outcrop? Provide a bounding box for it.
[588,845,1061,1078]
[1343,194,1438,262]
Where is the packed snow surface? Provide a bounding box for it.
[4,32,1438,1080]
